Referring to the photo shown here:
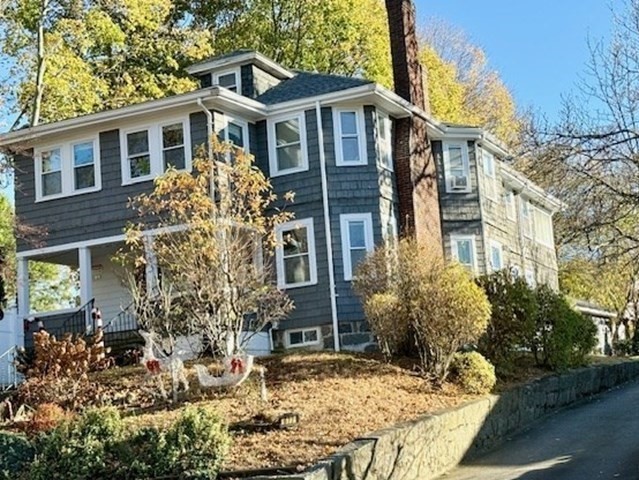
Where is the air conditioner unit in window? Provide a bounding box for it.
[452,175,468,190]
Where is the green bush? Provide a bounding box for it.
[613,338,633,356]
[534,285,597,370]
[476,271,538,371]
[161,407,230,478]
[26,406,230,479]
[28,407,124,480]
[354,239,491,382]
[0,432,34,480]
[451,352,497,394]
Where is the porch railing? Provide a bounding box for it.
[103,302,142,352]
[51,298,96,339]
[0,346,20,391]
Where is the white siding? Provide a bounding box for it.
[92,254,132,326]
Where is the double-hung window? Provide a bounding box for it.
[276,218,317,288]
[268,113,308,176]
[533,207,554,246]
[451,235,477,272]
[121,118,191,184]
[340,213,374,280]
[217,114,249,150]
[35,139,101,201]
[489,240,504,272]
[443,142,471,193]
[73,142,96,190]
[125,129,152,180]
[41,148,62,197]
[213,69,240,93]
[162,123,186,170]
[482,150,497,199]
[377,111,393,170]
[334,108,367,166]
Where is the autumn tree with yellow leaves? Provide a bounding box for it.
[119,139,294,357]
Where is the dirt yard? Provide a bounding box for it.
[96,352,476,472]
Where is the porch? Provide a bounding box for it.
[17,240,140,352]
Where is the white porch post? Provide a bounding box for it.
[79,247,93,328]
[17,258,29,319]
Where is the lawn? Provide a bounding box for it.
[94,352,475,472]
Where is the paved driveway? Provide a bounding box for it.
[439,380,639,480]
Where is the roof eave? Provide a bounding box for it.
[186,51,294,80]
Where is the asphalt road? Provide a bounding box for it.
[439,379,639,480]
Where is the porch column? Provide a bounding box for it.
[17,257,29,318]
[79,246,93,306]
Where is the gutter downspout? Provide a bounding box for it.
[315,101,340,352]
[475,142,490,275]
[196,98,215,204]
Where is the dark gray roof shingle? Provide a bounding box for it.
[256,72,372,105]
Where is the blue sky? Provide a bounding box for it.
[418,0,615,119]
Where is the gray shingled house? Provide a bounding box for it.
[0,40,562,354]
[432,125,563,288]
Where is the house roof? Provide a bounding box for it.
[574,300,617,319]
[186,50,294,80]
[256,72,373,105]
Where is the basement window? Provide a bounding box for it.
[286,327,321,348]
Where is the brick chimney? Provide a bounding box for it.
[386,0,442,248]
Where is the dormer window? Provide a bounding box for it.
[213,69,240,93]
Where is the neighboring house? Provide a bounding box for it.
[433,126,563,288]
[0,37,562,353]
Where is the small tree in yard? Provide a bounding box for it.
[533,285,597,370]
[477,270,538,373]
[354,238,491,383]
[119,138,293,371]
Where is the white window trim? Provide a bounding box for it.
[482,149,497,200]
[340,213,375,281]
[267,112,309,177]
[285,327,321,348]
[489,240,504,272]
[213,67,241,93]
[275,217,317,289]
[505,190,517,221]
[443,141,471,193]
[532,205,555,248]
[450,234,478,272]
[333,107,368,167]
[377,110,393,171]
[120,117,192,186]
[215,113,250,150]
[482,149,495,178]
[34,137,102,202]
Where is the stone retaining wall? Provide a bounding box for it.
[249,360,639,480]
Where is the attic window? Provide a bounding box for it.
[214,69,240,93]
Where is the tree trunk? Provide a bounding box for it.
[31,0,50,127]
